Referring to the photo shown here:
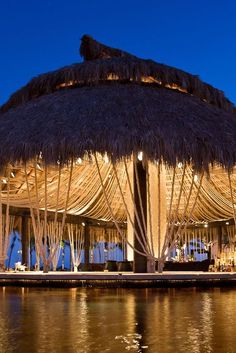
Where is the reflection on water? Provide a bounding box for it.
[0,286,236,352]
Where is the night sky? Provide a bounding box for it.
[1,0,236,105]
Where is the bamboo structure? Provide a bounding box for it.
[0,35,235,272]
[67,223,84,272]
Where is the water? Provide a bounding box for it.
[0,287,235,353]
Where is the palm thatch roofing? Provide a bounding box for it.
[0,35,236,171]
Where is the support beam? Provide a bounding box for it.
[133,159,147,273]
[126,161,134,261]
[21,215,30,269]
[84,224,90,269]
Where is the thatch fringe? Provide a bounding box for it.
[1,36,234,114]
[0,35,235,171]
[0,83,235,171]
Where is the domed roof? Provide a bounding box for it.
[0,35,236,171]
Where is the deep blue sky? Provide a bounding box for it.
[1,0,236,105]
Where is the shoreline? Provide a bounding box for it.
[1,271,236,288]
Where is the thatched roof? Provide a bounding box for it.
[0,35,236,171]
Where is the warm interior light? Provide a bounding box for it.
[76,158,82,165]
[107,73,119,80]
[56,80,75,89]
[137,151,143,161]
[104,154,109,164]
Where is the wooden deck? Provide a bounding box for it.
[0,271,236,288]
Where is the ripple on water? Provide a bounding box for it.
[0,287,235,353]
[115,334,148,351]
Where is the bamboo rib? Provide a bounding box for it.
[228,171,236,225]
[94,153,147,258]
[169,171,204,253]
[123,160,152,254]
[113,162,150,256]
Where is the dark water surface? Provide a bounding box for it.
[0,286,235,353]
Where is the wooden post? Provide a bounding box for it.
[133,159,147,273]
[21,215,30,269]
[84,224,90,269]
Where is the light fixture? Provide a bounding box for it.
[82,222,86,227]
[194,174,198,182]
[226,221,230,225]
[10,172,15,178]
[76,158,82,165]
[204,223,208,228]
[104,154,109,164]
[137,151,143,161]
[177,162,183,168]
[2,178,7,184]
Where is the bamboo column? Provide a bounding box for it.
[147,162,167,272]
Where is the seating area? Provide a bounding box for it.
[79,261,133,272]
[163,260,211,272]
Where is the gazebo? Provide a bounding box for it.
[0,35,236,273]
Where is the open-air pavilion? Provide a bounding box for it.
[0,35,236,275]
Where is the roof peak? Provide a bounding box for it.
[1,35,235,115]
[80,35,135,61]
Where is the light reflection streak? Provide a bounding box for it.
[0,288,235,352]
